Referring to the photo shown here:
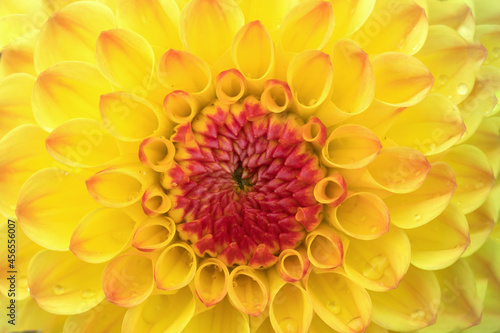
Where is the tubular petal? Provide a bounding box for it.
[306,270,372,333]
[16,168,99,251]
[100,91,165,142]
[179,0,244,64]
[132,216,175,251]
[32,61,112,131]
[277,248,309,282]
[305,224,343,270]
[351,0,428,55]
[138,137,176,172]
[415,25,487,105]
[331,39,375,115]
[330,192,390,240]
[28,250,106,315]
[102,253,154,307]
[321,124,381,169]
[70,207,135,263]
[261,80,293,114]
[215,69,246,105]
[140,185,172,217]
[287,50,333,116]
[234,0,297,31]
[278,0,334,53]
[406,203,470,270]
[371,52,433,107]
[343,227,411,291]
[438,145,495,214]
[155,242,197,290]
[34,1,116,73]
[163,90,199,124]
[0,73,36,137]
[183,297,250,333]
[122,287,195,333]
[313,172,347,207]
[383,161,456,229]
[228,266,268,316]
[46,118,121,168]
[301,117,327,150]
[116,0,181,49]
[95,29,154,89]
[194,258,229,306]
[63,301,127,333]
[369,265,441,332]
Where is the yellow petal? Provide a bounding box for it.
[0,73,36,137]
[63,300,127,333]
[330,39,375,115]
[369,265,441,332]
[383,161,456,229]
[122,287,195,333]
[321,124,381,169]
[116,0,181,49]
[306,270,372,333]
[102,253,154,307]
[0,0,42,16]
[155,242,197,291]
[343,226,411,292]
[416,25,487,104]
[28,250,106,315]
[328,0,375,39]
[32,61,112,131]
[215,69,247,105]
[438,144,495,214]
[234,0,297,31]
[138,136,176,172]
[95,28,154,90]
[228,265,268,316]
[406,203,470,270]
[132,216,175,251]
[305,224,343,269]
[309,314,338,333]
[34,1,116,73]
[70,208,136,263]
[351,0,428,55]
[261,79,293,114]
[427,0,475,42]
[465,117,500,178]
[313,172,347,206]
[476,26,500,69]
[5,297,66,332]
[463,196,496,257]
[194,258,229,306]
[179,0,244,64]
[278,0,334,53]
[0,30,37,76]
[472,0,500,25]
[17,168,99,251]
[372,52,433,107]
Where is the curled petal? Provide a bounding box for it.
[34,1,115,73]
[416,25,487,104]
[28,250,106,315]
[17,168,99,251]
[329,0,375,39]
[331,39,375,115]
[63,301,127,333]
[215,69,246,105]
[287,50,333,116]
[100,91,167,142]
[194,258,229,306]
[70,208,135,263]
[439,145,495,214]
[372,52,433,107]
[155,242,197,290]
[321,124,381,169]
[95,28,154,89]
[313,172,347,207]
[248,244,279,269]
[305,224,343,269]
[306,270,372,333]
[406,203,470,270]
[179,0,244,64]
[122,287,195,333]
[163,90,199,124]
[138,136,176,172]
[32,61,112,131]
[369,265,441,332]
[132,216,175,252]
[343,227,411,291]
[384,161,456,229]
[278,0,334,53]
[102,253,154,307]
[387,93,465,155]
[116,0,181,49]
[277,248,309,282]
[329,192,390,240]
[228,266,268,316]
[141,185,172,217]
[46,119,121,168]
[352,0,428,55]
[301,117,327,150]
[261,80,292,114]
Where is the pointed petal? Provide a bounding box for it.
[328,0,375,39]
[234,0,297,31]
[427,0,475,42]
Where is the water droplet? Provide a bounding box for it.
[53,285,64,295]
[457,83,468,95]
[139,169,146,176]
[413,213,421,222]
[347,317,364,332]
[308,99,317,106]
[279,317,298,333]
[126,195,134,201]
[369,225,377,233]
[410,309,426,321]
[326,301,341,315]
[362,255,388,280]
[438,75,448,86]
[82,290,96,299]
[397,39,406,48]
[131,291,138,298]
[232,281,238,288]
[428,143,436,152]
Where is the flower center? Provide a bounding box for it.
[166,97,325,267]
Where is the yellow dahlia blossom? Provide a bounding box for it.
[0,0,499,332]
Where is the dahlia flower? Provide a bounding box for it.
[0,0,499,332]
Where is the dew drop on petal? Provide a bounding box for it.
[362,255,388,280]
[308,99,317,106]
[53,285,65,295]
[413,213,421,222]
[326,301,341,315]
[330,275,346,290]
[438,75,448,86]
[82,290,96,299]
[279,317,298,333]
[457,83,468,95]
[410,309,426,321]
[232,281,238,288]
[347,316,364,332]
